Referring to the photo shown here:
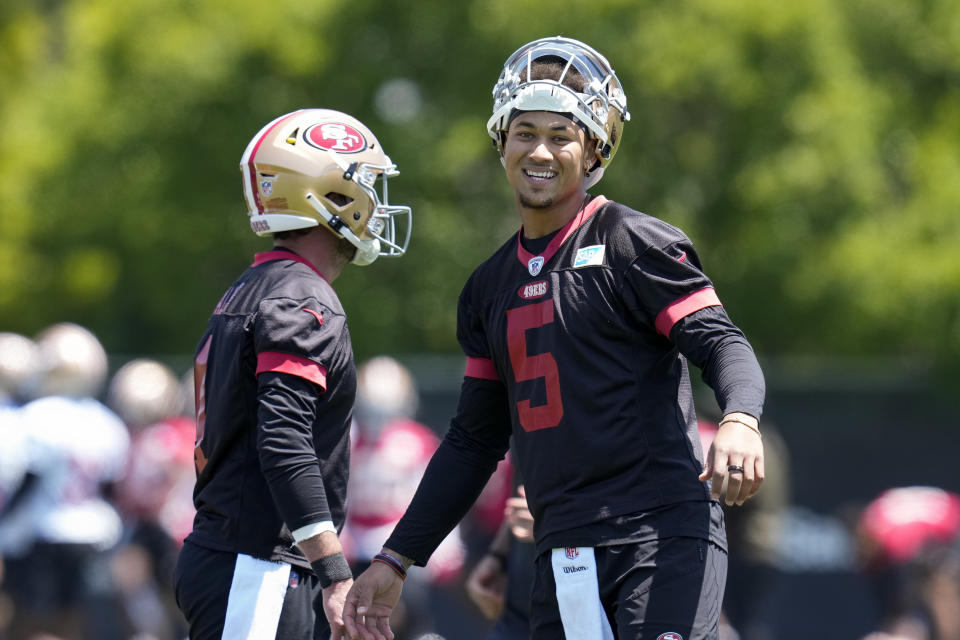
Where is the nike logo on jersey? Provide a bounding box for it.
[573,244,605,268]
[528,256,545,276]
[303,308,323,325]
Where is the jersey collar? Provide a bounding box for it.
[515,195,608,271]
[252,248,330,284]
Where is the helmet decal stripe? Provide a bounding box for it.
[241,111,303,215]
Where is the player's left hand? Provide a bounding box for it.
[699,412,764,506]
[323,577,354,640]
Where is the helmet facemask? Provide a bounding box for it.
[305,150,411,266]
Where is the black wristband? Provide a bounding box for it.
[311,552,353,588]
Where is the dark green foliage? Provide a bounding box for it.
[1,0,958,373]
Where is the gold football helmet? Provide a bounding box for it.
[30,323,108,399]
[487,36,630,189]
[107,358,184,430]
[241,109,411,266]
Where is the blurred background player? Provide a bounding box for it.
[107,357,195,640]
[343,356,464,639]
[855,486,960,640]
[697,418,791,640]
[0,331,39,637]
[173,108,411,640]
[466,482,535,640]
[0,322,130,640]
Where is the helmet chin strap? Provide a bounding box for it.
[304,193,380,266]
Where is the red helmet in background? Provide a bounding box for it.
[858,486,960,566]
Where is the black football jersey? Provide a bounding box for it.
[186,249,355,568]
[457,196,748,542]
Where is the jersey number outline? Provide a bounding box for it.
[506,300,564,431]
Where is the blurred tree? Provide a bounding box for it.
[1,0,958,376]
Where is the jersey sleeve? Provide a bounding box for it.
[672,306,766,419]
[257,371,333,531]
[254,296,338,390]
[619,222,721,336]
[456,271,500,382]
[619,217,764,418]
[253,295,345,532]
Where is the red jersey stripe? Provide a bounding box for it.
[257,352,328,390]
[655,287,722,337]
[465,356,499,381]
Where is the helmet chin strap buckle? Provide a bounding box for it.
[305,192,379,266]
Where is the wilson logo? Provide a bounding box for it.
[304,122,367,153]
[518,281,549,300]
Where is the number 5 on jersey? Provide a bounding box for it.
[506,300,564,431]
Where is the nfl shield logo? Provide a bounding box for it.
[528,256,545,276]
[260,178,274,196]
[657,634,684,640]
[565,547,579,560]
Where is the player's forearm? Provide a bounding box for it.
[257,372,336,529]
[674,306,765,419]
[298,530,353,587]
[297,529,344,563]
[385,377,511,565]
[384,434,502,565]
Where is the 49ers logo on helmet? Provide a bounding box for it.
[304,122,368,153]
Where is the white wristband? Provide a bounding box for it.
[292,520,336,543]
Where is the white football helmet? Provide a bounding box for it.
[355,356,419,435]
[487,36,630,189]
[241,109,412,266]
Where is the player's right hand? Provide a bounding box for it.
[505,485,534,542]
[342,562,403,640]
[466,554,507,620]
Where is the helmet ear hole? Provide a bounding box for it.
[324,192,354,208]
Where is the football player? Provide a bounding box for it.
[343,36,766,640]
[173,109,411,640]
